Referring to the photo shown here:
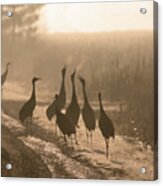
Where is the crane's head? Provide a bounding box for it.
[51,93,59,102]
[55,94,59,99]
[61,65,67,77]
[71,69,76,81]
[32,77,41,83]
[98,92,101,98]
[7,62,11,67]
[78,75,85,85]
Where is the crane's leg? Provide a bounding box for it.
[59,129,62,137]
[47,122,52,134]
[74,133,79,145]
[30,116,33,135]
[55,122,58,135]
[64,135,67,143]
[27,118,30,136]
[70,135,74,148]
[86,129,89,147]
[26,120,29,136]
[105,138,109,159]
[90,131,93,148]
[54,122,62,136]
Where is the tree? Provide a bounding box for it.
[1,5,44,78]
[2,5,43,40]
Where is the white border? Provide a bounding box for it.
[0,0,162,185]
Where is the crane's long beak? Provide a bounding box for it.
[7,62,11,66]
[63,64,67,70]
[77,74,84,82]
[36,77,41,81]
[52,93,59,98]
[71,69,76,77]
[77,74,81,79]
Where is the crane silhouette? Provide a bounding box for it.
[98,92,115,158]
[19,77,40,134]
[55,94,77,146]
[78,75,96,147]
[65,70,80,144]
[66,70,80,128]
[46,65,67,134]
[1,62,11,86]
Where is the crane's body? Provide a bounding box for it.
[19,77,40,134]
[56,110,76,137]
[46,99,57,121]
[55,94,77,145]
[82,101,95,131]
[79,75,96,147]
[98,92,115,158]
[66,70,80,128]
[99,113,115,139]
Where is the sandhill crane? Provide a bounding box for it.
[98,92,115,158]
[78,75,96,147]
[66,70,80,144]
[19,77,40,134]
[46,65,67,133]
[55,94,78,146]
[1,62,11,86]
[66,70,80,128]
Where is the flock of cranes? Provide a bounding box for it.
[2,63,115,158]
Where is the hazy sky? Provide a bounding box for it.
[39,1,153,33]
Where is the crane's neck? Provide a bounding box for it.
[59,74,65,95]
[31,82,36,101]
[98,94,104,112]
[4,65,9,76]
[72,79,77,101]
[82,83,88,103]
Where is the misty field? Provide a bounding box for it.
[2,31,155,143]
[1,31,156,180]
